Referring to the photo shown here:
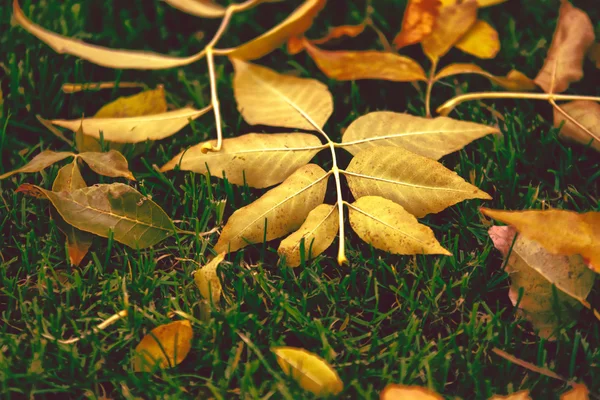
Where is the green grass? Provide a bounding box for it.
[1,0,599,398]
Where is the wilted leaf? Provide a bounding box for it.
[133,320,193,372]
[13,0,203,69]
[194,252,225,304]
[340,111,498,159]
[435,63,537,91]
[489,226,595,339]
[454,20,500,59]
[482,208,600,272]
[489,391,532,400]
[224,0,326,61]
[0,150,74,180]
[161,133,324,188]
[214,164,328,253]
[272,346,343,396]
[163,0,225,18]
[393,0,441,49]
[278,204,338,267]
[303,40,427,82]
[78,151,136,180]
[345,147,491,218]
[380,384,443,400]
[348,196,450,255]
[421,0,478,61]
[231,59,333,130]
[554,100,600,152]
[534,0,595,93]
[17,183,175,248]
[561,384,590,400]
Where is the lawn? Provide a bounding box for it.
[0,0,599,398]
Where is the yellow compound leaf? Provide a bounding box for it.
[435,63,537,91]
[454,20,500,59]
[380,384,443,400]
[133,320,193,372]
[272,346,343,396]
[194,252,226,304]
[553,100,600,152]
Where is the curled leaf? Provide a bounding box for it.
[194,252,225,304]
[163,0,226,18]
[133,320,193,372]
[553,100,600,152]
[380,384,443,400]
[0,150,74,180]
[454,19,500,59]
[435,63,537,91]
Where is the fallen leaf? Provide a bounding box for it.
[312,23,365,45]
[0,150,74,180]
[534,0,595,93]
[61,81,144,93]
[439,0,507,6]
[133,320,193,372]
[561,384,590,400]
[13,0,203,69]
[231,59,333,130]
[553,100,600,152]
[380,384,443,400]
[272,346,343,396]
[454,19,500,59]
[163,0,225,18]
[435,63,537,91]
[588,42,600,68]
[339,111,498,159]
[36,115,73,145]
[393,0,441,49]
[160,132,324,188]
[482,208,600,272]
[17,183,176,248]
[194,252,226,304]
[348,196,450,255]
[214,164,328,253]
[278,204,338,267]
[78,151,136,180]
[489,391,532,400]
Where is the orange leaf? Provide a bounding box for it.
[435,63,537,91]
[489,391,532,400]
[454,19,500,59]
[313,24,366,45]
[561,384,590,400]
[380,384,443,400]
[393,0,442,49]
[588,42,600,68]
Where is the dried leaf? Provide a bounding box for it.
[588,42,600,68]
[393,0,442,49]
[160,133,324,188]
[214,164,328,253]
[475,0,507,6]
[61,81,144,93]
[489,226,595,339]
[194,252,225,304]
[454,20,500,59]
[340,111,498,159]
[303,40,427,82]
[16,183,175,248]
[345,147,491,218]
[312,24,366,45]
[94,87,167,119]
[380,384,443,400]
[348,196,450,256]
[133,320,193,372]
[231,59,333,130]
[278,204,338,267]
[421,0,478,61]
[561,384,590,400]
[489,391,532,400]
[482,208,600,272]
[272,346,343,396]
[0,150,74,180]
[36,115,73,145]
[435,63,537,91]
[78,151,136,180]
[553,100,600,152]
[163,0,226,18]
[13,0,203,69]
[534,0,595,93]
[224,0,326,61]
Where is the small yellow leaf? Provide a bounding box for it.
[94,87,167,119]
[553,100,600,152]
[194,252,225,304]
[435,63,537,91]
[380,384,443,400]
[272,346,343,396]
[455,20,500,59]
[133,320,193,372]
[561,384,590,400]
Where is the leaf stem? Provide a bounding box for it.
[202,47,224,153]
[425,58,438,118]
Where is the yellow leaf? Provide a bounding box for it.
[224,0,326,61]
[163,0,226,18]
[489,391,532,400]
[278,204,338,267]
[61,81,144,93]
[311,24,366,45]
[553,100,600,152]
[561,384,590,400]
[393,0,441,49]
[454,20,500,59]
[435,63,537,91]
[13,0,203,69]
[231,59,333,130]
[194,252,225,304]
[0,150,74,180]
[348,196,450,256]
[272,346,343,396]
[482,208,600,272]
[133,320,193,372]
[534,0,595,93]
[214,164,329,253]
[475,0,508,7]
[380,384,443,400]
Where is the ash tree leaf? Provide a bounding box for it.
[454,19,500,59]
[278,204,338,267]
[194,252,226,305]
[339,111,499,160]
[163,0,226,18]
[214,164,328,253]
[482,208,600,272]
[223,0,326,61]
[0,150,75,180]
[13,0,203,69]
[393,0,442,49]
[16,183,176,248]
[488,226,595,339]
[231,59,333,130]
[380,384,443,400]
[348,196,450,256]
[287,23,366,55]
[78,150,136,180]
[344,147,491,218]
[435,63,537,91]
[133,320,193,372]
[272,346,343,396]
[161,132,325,188]
[534,0,595,93]
[554,100,600,152]
[489,391,532,400]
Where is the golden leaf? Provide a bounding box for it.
[553,100,600,152]
[435,63,537,91]
[454,20,500,59]
[561,384,590,400]
[133,320,193,372]
[380,384,443,400]
[393,0,442,49]
[194,252,226,304]
[163,0,225,18]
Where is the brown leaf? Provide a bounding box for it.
[78,151,136,180]
[0,150,74,180]
[133,320,193,372]
[393,0,442,49]
[380,384,443,400]
[588,42,600,68]
[435,63,537,91]
[534,0,595,93]
[553,100,600,152]
[454,19,500,59]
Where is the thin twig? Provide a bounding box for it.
[425,58,438,118]
[42,309,128,344]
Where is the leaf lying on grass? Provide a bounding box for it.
[380,384,443,400]
[553,100,600,152]
[434,63,537,91]
[454,19,500,59]
[0,150,74,180]
[163,0,226,18]
[393,0,441,50]
[194,252,226,305]
[133,320,193,372]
